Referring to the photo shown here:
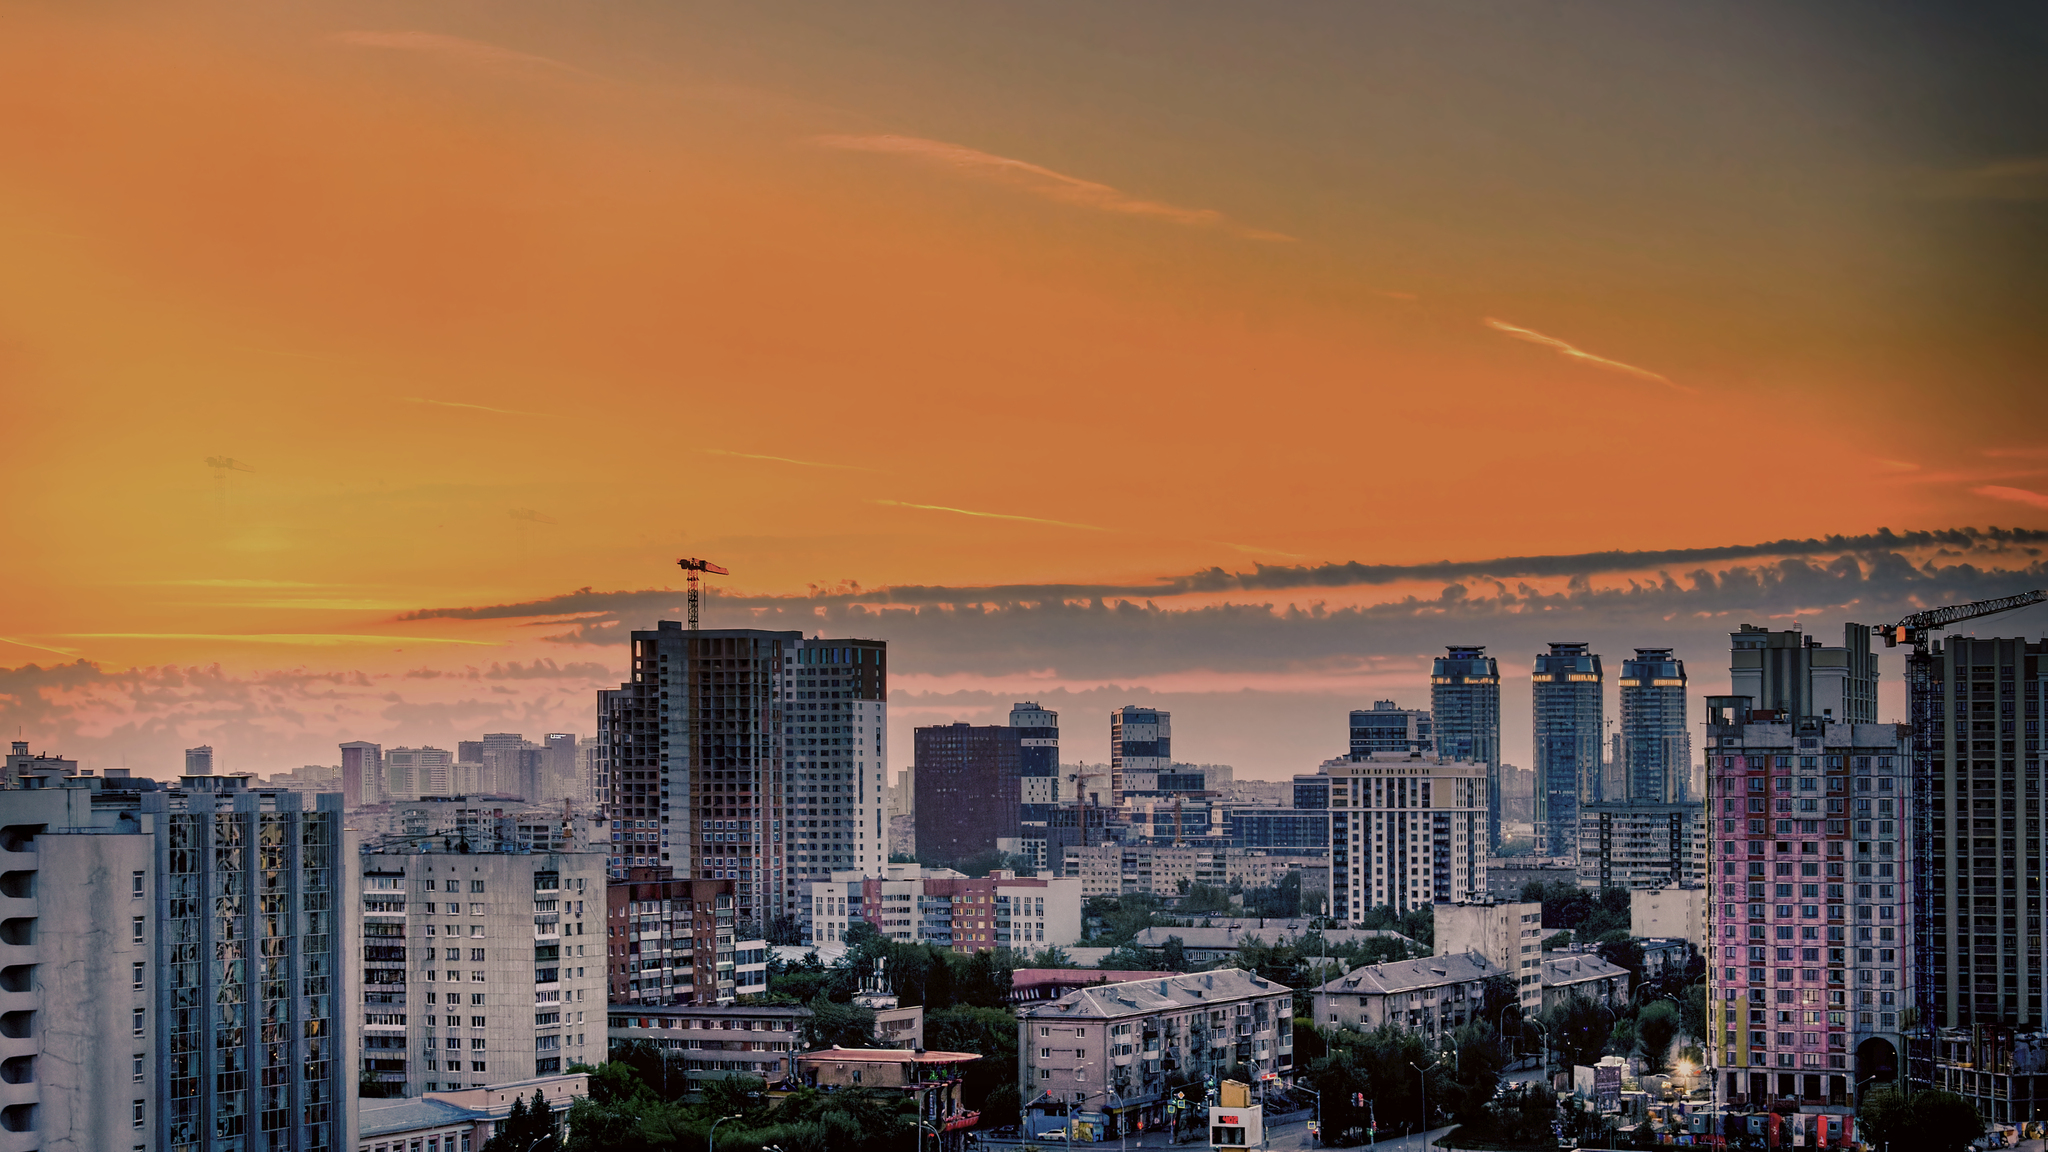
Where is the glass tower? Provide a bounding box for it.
[1620,648,1691,803]
[1532,642,1603,858]
[1431,647,1501,848]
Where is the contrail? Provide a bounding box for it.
[873,500,1108,532]
[704,449,880,472]
[1484,317,1691,392]
[406,397,555,417]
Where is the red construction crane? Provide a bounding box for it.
[675,558,730,630]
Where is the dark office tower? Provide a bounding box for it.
[1011,702,1061,854]
[1532,643,1603,857]
[1433,646,1502,847]
[1348,700,1434,756]
[1109,706,1170,807]
[1913,635,2048,1120]
[914,723,1022,866]
[184,744,214,775]
[1621,648,1691,803]
[339,740,381,807]
[599,623,887,930]
[1730,624,1879,724]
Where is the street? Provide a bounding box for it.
[973,1116,1459,1152]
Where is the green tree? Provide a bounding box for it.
[1635,1001,1681,1074]
[1678,982,1708,1043]
[1025,945,1074,968]
[1178,881,1235,914]
[927,1005,1020,1122]
[1542,993,1613,1068]
[805,994,878,1048]
[1443,1023,1508,1125]
[1159,936,1190,972]
[1858,1087,1984,1152]
[957,947,1016,1009]
[1594,930,1645,980]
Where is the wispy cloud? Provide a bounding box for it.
[814,134,1295,241]
[152,578,336,589]
[332,31,585,75]
[1484,317,1690,392]
[703,448,879,472]
[1977,485,2048,511]
[1915,156,2048,202]
[0,636,80,658]
[406,397,555,418]
[872,499,1108,532]
[63,633,495,647]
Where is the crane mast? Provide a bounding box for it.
[1872,589,2047,1089]
[675,558,730,630]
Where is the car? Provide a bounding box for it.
[1037,1129,1070,1141]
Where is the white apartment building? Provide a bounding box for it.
[1325,752,1489,920]
[1311,952,1505,1038]
[805,864,1081,953]
[1059,843,1231,900]
[359,845,608,1098]
[1434,901,1545,1013]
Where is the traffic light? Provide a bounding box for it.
[1352,1092,1365,1108]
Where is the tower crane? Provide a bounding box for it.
[675,558,729,630]
[1067,767,1108,849]
[1870,588,2046,1088]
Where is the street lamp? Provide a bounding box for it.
[708,1113,743,1152]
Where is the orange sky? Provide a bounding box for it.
[2,2,2045,775]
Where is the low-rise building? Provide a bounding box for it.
[1310,953,1505,1038]
[1129,924,1416,966]
[1539,952,1632,1013]
[358,1073,589,1152]
[1434,901,1545,1014]
[796,1048,984,1151]
[1629,884,1705,947]
[1008,968,1178,1006]
[1020,969,1295,1139]
[606,1003,811,1087]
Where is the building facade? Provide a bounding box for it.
[1021,969,1294,1139]
[1323,752,1489,921]
[0,775,356,1152]
[913,723,1022,866]
[1431,647,1501,848]
[1012,703,1061,863]
[358,845,607,1099]
[1620,648,1691,803]
[343,740,382,807]
[1917,635,2048,1123]
[1537,952,1631,1013]
[1532,642,1604,856]
[598,624,888,935]
[1433,901,1544,1013]
[1574,801,1707,890]
[806,864,1081,953]
[1109,707,1170,808]
[604,869,741,1005]
[1349,701,1434,757]
[1729,624,1878,726]
[1311,953,1504,1037]
[605,1004,811,1087]
[1703,701,1913,1119]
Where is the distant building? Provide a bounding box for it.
[3,739,78,785]
[1629,885,1705,948]
[1574,800,1706,890]
[1131,924,1415,966]
[341,739,382,807]
[806,863,1080,953]
[359,843,607,1097]
[1619,648,1691,803]
[1109,706,1170,807]
[359,1073,590,1152]
[1321,751,1489,920]
[1311,952,1505,1037]
[913,722,1022,866]
[1350,700,1434,757]
[606,1004,809,1087]
[1485,858,1579,900]
[182,744,214,774]
[1432,647,1501,848]
[385,745,454,798]
[1532,642,1603,855]
[1728,623,1878,725]
[1008,968,1178,1006]
[1537,952,1631,1014]
[1020,969,1293,1139]
[1012,702,1061,861]
[1434,901,1544,1013]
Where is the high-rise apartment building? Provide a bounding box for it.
[805,863,1080,952]
[359,844,605,1098]
[1574,800,1706,889]
[1109,707,1169,807]
[604,869,739,1006]
[1912,635,2048,1122]
[1620,649,1690,803]
[913,723,1022,866]
[341,740,382,807]
[1730,624,1879,725]
[598,623,886,934]
[1703,700,1912,1116]
[1323,751,1489,920]
[384,746,454,799]
[1011,702,1060,859]
[1434,900,1546,1013]
[0,776,355,1150]
[544,733,578,801]
[184,744,214,774]
[1532,642,1603,856]
[1349,701,1434,756]
[1431,647,1501,848]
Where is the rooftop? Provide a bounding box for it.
[359,1098,481,1138]
[1010,968,1176,989]
[797,1047,983,1064]
[1130,925,1415,951]
[1314,951,1505,996]
[1541,954,1630,985]
[1021,967,1291,1021]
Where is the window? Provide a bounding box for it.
[134,1099,145,1128]
[132,962,145,989]
[133,1054,145,1083]
[472,1016,487,1028]
[472,882,486,893]
[131,871,145,898]
[131,916,145,944]
[133,1008,145,1036]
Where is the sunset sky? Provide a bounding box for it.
[3,1,2046,777]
